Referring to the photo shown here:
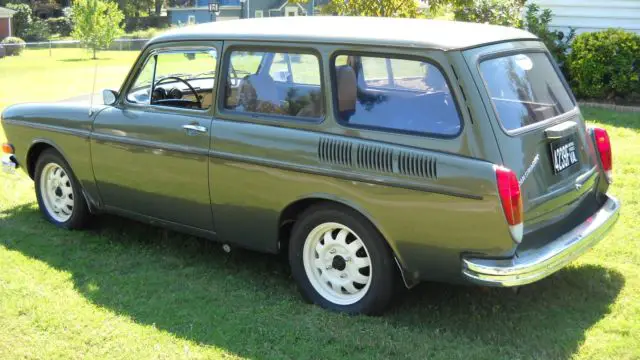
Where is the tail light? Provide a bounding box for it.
[592,127,612,183]
[495,166,523,243]
[1,143,14,154]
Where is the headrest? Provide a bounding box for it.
[335,65,357,114]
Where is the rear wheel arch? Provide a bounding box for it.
[278,196,414,288]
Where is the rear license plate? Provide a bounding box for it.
[550,136,579,174]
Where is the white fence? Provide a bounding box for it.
[1,38,150,57]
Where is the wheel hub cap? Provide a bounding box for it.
[302,222,372,306]
[39,163,74,223]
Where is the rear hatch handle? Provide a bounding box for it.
[544,121,578,139]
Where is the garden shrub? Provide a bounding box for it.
[22,19,51,42]
[453,0,523,27]
[46,17,73,37]
[522,3,574,74]
[567,29,640,100]
[0,37,26,56]
[6,3,32,38]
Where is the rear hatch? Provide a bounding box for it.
[468,45,606,249]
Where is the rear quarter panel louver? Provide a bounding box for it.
[318,137,437,180]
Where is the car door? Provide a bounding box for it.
[91,43,220,231]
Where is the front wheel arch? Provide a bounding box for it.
[26,141,67,180]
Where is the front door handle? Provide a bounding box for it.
[182,124,208,135]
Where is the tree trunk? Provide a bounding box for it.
[155,0,163,16]
[93,47,97,60]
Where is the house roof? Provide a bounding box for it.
[149,16,538,51]
[0,6,17,17]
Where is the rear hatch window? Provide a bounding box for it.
[479,52,575,131]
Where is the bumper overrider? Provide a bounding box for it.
[1,154,18,174]
[462,195,621,287]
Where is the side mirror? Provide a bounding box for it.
[102,89,118,105]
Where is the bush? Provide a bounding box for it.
[120,27,164,40]
[567,29,640,100]
[0,37,26,56]
[46,17,73,37]
[22,19,51,42]
[453,0,523,27]
[522,4,575,73]
[6,3,32,38]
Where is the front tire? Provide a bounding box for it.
[289,204,396,315]
[34,149,90,229]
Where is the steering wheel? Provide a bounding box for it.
[153,76,202,109]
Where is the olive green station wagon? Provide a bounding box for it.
[1,17,620,314]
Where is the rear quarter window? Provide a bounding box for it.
[332,54,462,137]
[479,52,575,131]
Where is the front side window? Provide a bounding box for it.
[126,48,217,110]
[332,54,461,136]
[479,52,575,131]
[224,50,323,119]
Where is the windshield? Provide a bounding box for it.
[479,52,575,131]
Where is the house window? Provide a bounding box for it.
[331,53,461,137]
[187,15,196,25]
[255,10,264,18]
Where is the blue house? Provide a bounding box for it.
[167,0,325,25]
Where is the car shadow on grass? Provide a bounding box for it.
[0,203,624,360]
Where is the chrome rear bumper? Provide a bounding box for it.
[462,195,620,287]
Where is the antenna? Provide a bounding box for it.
[89,62,98,116]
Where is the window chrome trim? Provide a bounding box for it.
[123,46,219,115]
[217,44,326,123]
[328,50,464,140]
[475,49,578,137]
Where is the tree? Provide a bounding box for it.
[71,0,124,59]
[322,0,421,18]
[6,3,32,38]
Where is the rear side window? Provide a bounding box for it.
[224,50,324,119]
[332,54,461,137]
[479,52,575,131]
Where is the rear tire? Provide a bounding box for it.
[34,149,90,229]
[289,204,396,315]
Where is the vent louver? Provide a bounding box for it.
[355,144,393,173]
[318,137,353,166]
[398,151,437,179]
[317,137,438,180]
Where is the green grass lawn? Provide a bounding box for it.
[1,49,640,359]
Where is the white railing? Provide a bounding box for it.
[0,38,151,57]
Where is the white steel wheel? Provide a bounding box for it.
[39,162,74,223]
[302,222,372,306]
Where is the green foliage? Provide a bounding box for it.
[46,17,73,37]
[22,19,51,42]
[453,0,523,27]
[71,0,124,59]
[6,3,32,38]
[522,4,574,72]
[0,36,26,56]
[567,29,640,100]
[120,27,164,40]
[322,0,421,18]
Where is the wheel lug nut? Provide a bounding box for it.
[340,273,347,279]
[325,265,332,270]
[345,257,351,262]
[329,248,336,254]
